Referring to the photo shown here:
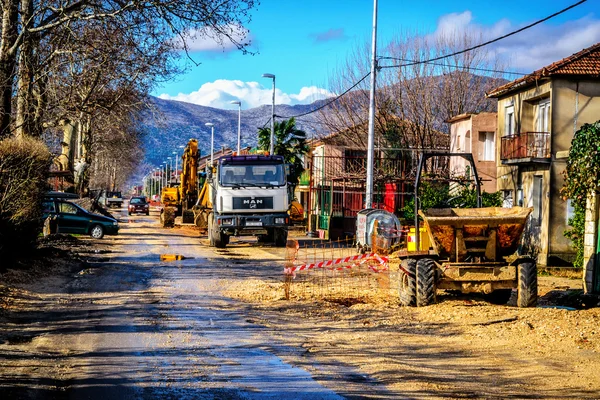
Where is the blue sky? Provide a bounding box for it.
[154,0,600,110]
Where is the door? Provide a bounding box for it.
[56,202,89,234]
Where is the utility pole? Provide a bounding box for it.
[365,0,378,209]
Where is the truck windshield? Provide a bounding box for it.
[220,164,285,187]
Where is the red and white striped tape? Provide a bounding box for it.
[284,253,389,276]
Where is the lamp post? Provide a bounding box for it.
[167,157,173,185]
[163,161,168,188]
[262,73,275,155]
[205,122,215,166]
[172,151,178,185]
[230,100,242,154]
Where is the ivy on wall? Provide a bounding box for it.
[562,121,600,268]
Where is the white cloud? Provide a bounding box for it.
[158,80,335,109]
[429,11,600,72]
[176,24,252,53]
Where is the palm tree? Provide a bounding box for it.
[257,117,309,193]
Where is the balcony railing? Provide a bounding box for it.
[501,132,551,161]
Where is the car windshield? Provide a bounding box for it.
[130,198,145,204]
[220,164,285,187]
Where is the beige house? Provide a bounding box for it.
[447,112,498,193]
[486,42,600,266]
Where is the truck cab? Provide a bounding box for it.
[207,155,289,248]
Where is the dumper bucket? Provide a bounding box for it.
[419,207,533,262]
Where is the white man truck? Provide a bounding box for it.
[204,154,289,248]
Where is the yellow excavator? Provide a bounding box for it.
[160,139,200,227]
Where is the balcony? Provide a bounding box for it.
[501,132,551,164]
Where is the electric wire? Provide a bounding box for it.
[379,0,586,69]
[276,0,586,122]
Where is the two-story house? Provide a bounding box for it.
[447,112,498,194]
[486,42,600,266]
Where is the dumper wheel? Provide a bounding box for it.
[398,259,416,306]
[416,258,436,307]
[517,261,537,307]
[485,289,513,305]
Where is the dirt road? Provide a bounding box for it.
[0,207,599,399]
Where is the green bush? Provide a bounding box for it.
[0,136,51,262]
[401,181,503,221]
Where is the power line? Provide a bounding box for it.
[276,72,371,119]
[378,58,527,76]
[380,0,586,70]
[276,0,586,121]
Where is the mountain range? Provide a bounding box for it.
[140,73,505,173]
[141,96,326,169]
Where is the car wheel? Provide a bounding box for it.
[146,211,150,216]
[90,224,104,239]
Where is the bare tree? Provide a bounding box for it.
[317,29,507,151]
[1,0,258,139]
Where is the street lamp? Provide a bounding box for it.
[205,122,215,166]
[262,73,275,155]
[163,161,168,188]
[172,151,178,185]
[230,100,242,154]
[167,157,172,185]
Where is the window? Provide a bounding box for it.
[502,190,513,208]
[42,201,56,213]
[537,99,550,132]
[464,130,471,153]
[479,132,495,161]
[505,105,515,136]
[59,202,78,215]
[532,176,543,226]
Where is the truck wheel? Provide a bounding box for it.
[398,259,416,306]
[416,258,436,307]
[517,261,537,308]
[214,231,228,248]
[208,213,216,247]
[274,228,288,247]
[485,289,512,305]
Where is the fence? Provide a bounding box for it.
[283,237,395,305]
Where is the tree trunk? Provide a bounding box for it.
[14,0,33,138]
[0,0,19,138]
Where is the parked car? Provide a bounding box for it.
[42,199,119,239]
[128,196,150,216]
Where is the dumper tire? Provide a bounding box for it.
[274,228,288,247]
[398,259,417,306]
[416,258,436,307]
[517,261,537,308]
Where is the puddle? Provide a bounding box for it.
[160,254,193,261]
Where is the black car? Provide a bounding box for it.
[128,196,150,215]
[42,199,119,239]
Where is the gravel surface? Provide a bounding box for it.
[1,222,599,399]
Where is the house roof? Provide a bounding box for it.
[487,42,600,98]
